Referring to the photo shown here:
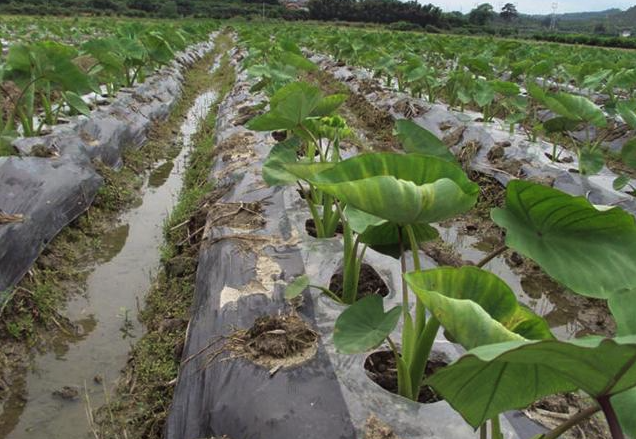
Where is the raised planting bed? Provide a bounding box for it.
[0,34,219,299]
[165,58,525,439]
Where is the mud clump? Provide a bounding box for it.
[233,103,265,126]
[245,314,317,359]
[223,312,318,372]
[364,415,401,439]
[52,385,79,400]
[392,98,427,119]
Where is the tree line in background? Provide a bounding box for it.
[0,0,634,48]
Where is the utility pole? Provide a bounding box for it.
[550,2,558,31]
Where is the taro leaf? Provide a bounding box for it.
[543,92,607,128]
[608,289,636,337]
[543,116,579,134]
[394,119,456,163]
[247,82,322,131]
[283,52,318,72]
[491,80,520,97]
[247,82,344,132]
[614,175,631,191]
[63,91,90,116]
[474,80,495,108]
[622,138,636,170]
[491,180,636,299]
[578,146,605,175]
[526,82,546,103]
[288,153,479,226]
[346,206,438,246]
[262,137,302,186]
[285,275,309,300]
[613,388,636,438]
[617,101,636,130]
[333,295,401,354]
[426,335,636,429]
[311,93,348,118]
[405,267,553,346]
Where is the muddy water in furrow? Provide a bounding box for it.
[0,90,217,439]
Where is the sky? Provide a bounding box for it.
[430,0,635,15]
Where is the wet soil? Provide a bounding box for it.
[364,350,447,404]
[525,394,610,439]
[0,46,222,438]
[329,263,390,301]
[305,218,344,237]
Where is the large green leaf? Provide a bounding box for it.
[426,336,636,429]
[262,137,302,186]
[405,267,553,345]
[609,288,636,337]
[613,388,636,438]
[394,119,456,163]
[491,180,636,299]
[247,82,345,132]
[346,206,438,246]
[579,146,605,175]
[622,138,636,170]
[333,295,402,354]
[288,153,479,226]
[617,101,636,130]
[543,92,607,128]
[247,82,322,131]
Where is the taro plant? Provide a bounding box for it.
[530,87,608,174]
[416,181,636,439]
[1,40,94,136]
[247,81,348,239]
[285,120,452,304]
[285,150,494,397]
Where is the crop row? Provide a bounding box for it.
[0,19,217,153]
[241,24,636,196]
[229,24,636,439]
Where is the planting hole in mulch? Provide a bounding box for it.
[329,263,390,301]
[304,218,344,237]
[223,312,318,372]
[364,350,448,404]
[271,130,287,142]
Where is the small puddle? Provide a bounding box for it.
[0,90,217,439]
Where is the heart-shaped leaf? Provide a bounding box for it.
[426,335,636,429]
[394,119,456,163]
[622,138,636,170]
[492,180,636,299]
[346,206,438,246]
[333,295,402,354]
[288,153,479,226]
[543,92,607,127]
[579,146,605,175]
[262,137,302,186]
[247,82,345,132]
[405,267,553,346]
